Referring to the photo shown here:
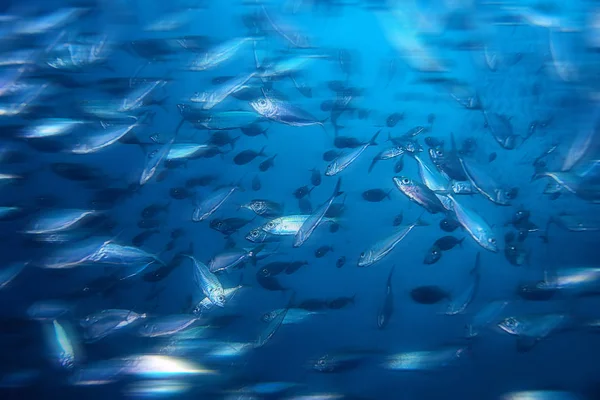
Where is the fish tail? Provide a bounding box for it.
[332,177,343,198]
[368,157,378,174]
[459,237,465,247]
[415,213,429,227]
[259,145,267,157]
[370,129,381,145]
[386,189,392,200]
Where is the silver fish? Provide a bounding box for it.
[140,137,175,185]
[465,300,508,338]
[250,90,325,128]
[45,320,78,369]
[358,217,428,267]
[446,195,497,252]
[460,158,514,205]
[138,315,199,337]
[191,72,256,110]
[70,120,138,154]
[192,185,241,222]
[385,345,468,371]
[446,253,480,315]
[326,130,380,176]
[193,284,244,314]
[294,178,342,247]
[185,255,225,307]
[24,209,97,235]
[189,37,254,71]
[81,309,146,342]
[20,118,85,139]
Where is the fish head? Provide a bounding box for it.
[424,246,442,264]
[476,228,498,252]
[428,145,445,165]
[209,288,226,307]
[392,176,415,194]
[357,249,374,267]
[139,322,158,336]
[325,161,339,176]
[246,228,269,243]
[209,219,226,232]
[190,91,209,103]
[261,311,276,323]
[312,354,335,372]
[497,317,521,335]
[249,96,275,117]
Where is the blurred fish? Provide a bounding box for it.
[410,286,451,305]
[362,188,392,202]
[377,265,395,329]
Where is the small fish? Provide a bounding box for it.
[309,168,321,186]
[328,295,355,309]
[207,132,240,149]
[434,236,465,251]
[326,130,380,176]
[386,112,404,127]
[423,245,442,265]
[393,176,446,214]
[394,155,405,173]
[488,152,497,163]
[285,261,308,275]
[169,187,195,200]
[378,265,395,329]
[256,274,287,291]
[252,175,261,191]
[241,123,269,138]
[297,299,329,311]
[323,150,340,161]
[185,175,217,188]
[392,212,404,226]
[193,184,242,222]
[298,198,312,214]
[410,286,451,304]
[293,185,313,199]
[132,229,160,247]
[315,245,334,258]
[137,219,161,229]
[336,256,346,268]
[259,154,277,172]
[440,217,460,232]
[234,146,267,165]
[141,202,170,219]
[334,135,363,149]
[362,189,392,202]
[240,199,284,218]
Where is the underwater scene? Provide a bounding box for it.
[0,0,599,399]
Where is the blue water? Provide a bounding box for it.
[0,0,599,399]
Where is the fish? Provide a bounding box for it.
[293,185,314,199]
[240,199,284,218]
[131,229,160,247]
[189,37,254,71]
[309,168,321,186]
[252,175,261,191]
[250,90,326,128]
[446,195,498,253]
[259,154,277,172]
[386,112,404,127]
[137,315,198,337]
[358,217,428,267]
[185,255,225,307]
[192,184,242,222]
[293,178,342,247]
[140,137,174,186]
[466,300,508,338]
[423,245,442,265]
[313,349,377,373]
[326,130,380,176]
[234,146,267,165]
[336,256,346,268]
[446,253,481,315]
[410,286,451,304]
[393,176,447,214]
[185,175,218,188]
[141,202,170,219]
[433,236,465,251]
[440,217,460,232]
[191,71,256,110]
[378,265,395,329]
[460,158,517,205]
[315,246,334,258]
[362,189,392,202]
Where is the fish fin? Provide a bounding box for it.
[259,145,267,157]
[370,129,381,145]
[458,237,465,247]
[368,157,378,174]
[332,178,343,198]
[414,212,429,227]
[386,189,392,200]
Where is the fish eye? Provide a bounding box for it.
[258,99,267,106]
[488,238,496,244]
[217,295,225,303]
[318,359,326,366]
[359,252,365,258]
[251,230,259,237]
[401,178,410,185]
[435,149,443,156]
